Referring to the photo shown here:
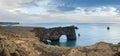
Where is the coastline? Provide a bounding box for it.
[0,26,120,56]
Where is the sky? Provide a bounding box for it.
[0,0,120,23]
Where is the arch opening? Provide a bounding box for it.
[59,35,67,43]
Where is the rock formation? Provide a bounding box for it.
[32,25,78,41]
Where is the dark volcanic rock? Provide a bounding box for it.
[32,25,77,41]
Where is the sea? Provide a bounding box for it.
[16,23,120,47]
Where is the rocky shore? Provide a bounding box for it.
[0,26,120,56]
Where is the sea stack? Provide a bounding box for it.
[107,26,110,30]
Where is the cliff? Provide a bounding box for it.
[0,26,120,56]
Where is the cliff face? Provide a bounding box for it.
[0,26,120,56]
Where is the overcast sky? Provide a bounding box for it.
[0,0,120,23]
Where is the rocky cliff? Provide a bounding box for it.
[32,25,78,41]
[0,26,120,56]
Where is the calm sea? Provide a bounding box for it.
[16,23,120,47]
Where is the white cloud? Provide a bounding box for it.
[0,0,120,23]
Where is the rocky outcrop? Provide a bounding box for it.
[0,25,78,42]
[32,25,78,41]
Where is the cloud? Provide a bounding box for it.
[50,0,120,11]
[0,0,120,23]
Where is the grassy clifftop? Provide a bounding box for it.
[0,34,70,56]
[0,26,70,56]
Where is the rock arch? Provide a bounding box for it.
[32,25,78,41]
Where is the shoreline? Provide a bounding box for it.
[0,26,120,56]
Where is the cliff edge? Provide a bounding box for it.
[0,26,120,56]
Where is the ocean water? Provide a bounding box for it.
[16,23,120,47]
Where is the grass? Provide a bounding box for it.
[0,36,18,56]
[2,48,11,56]
[32,41,70,56]
[111,42,120,48]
